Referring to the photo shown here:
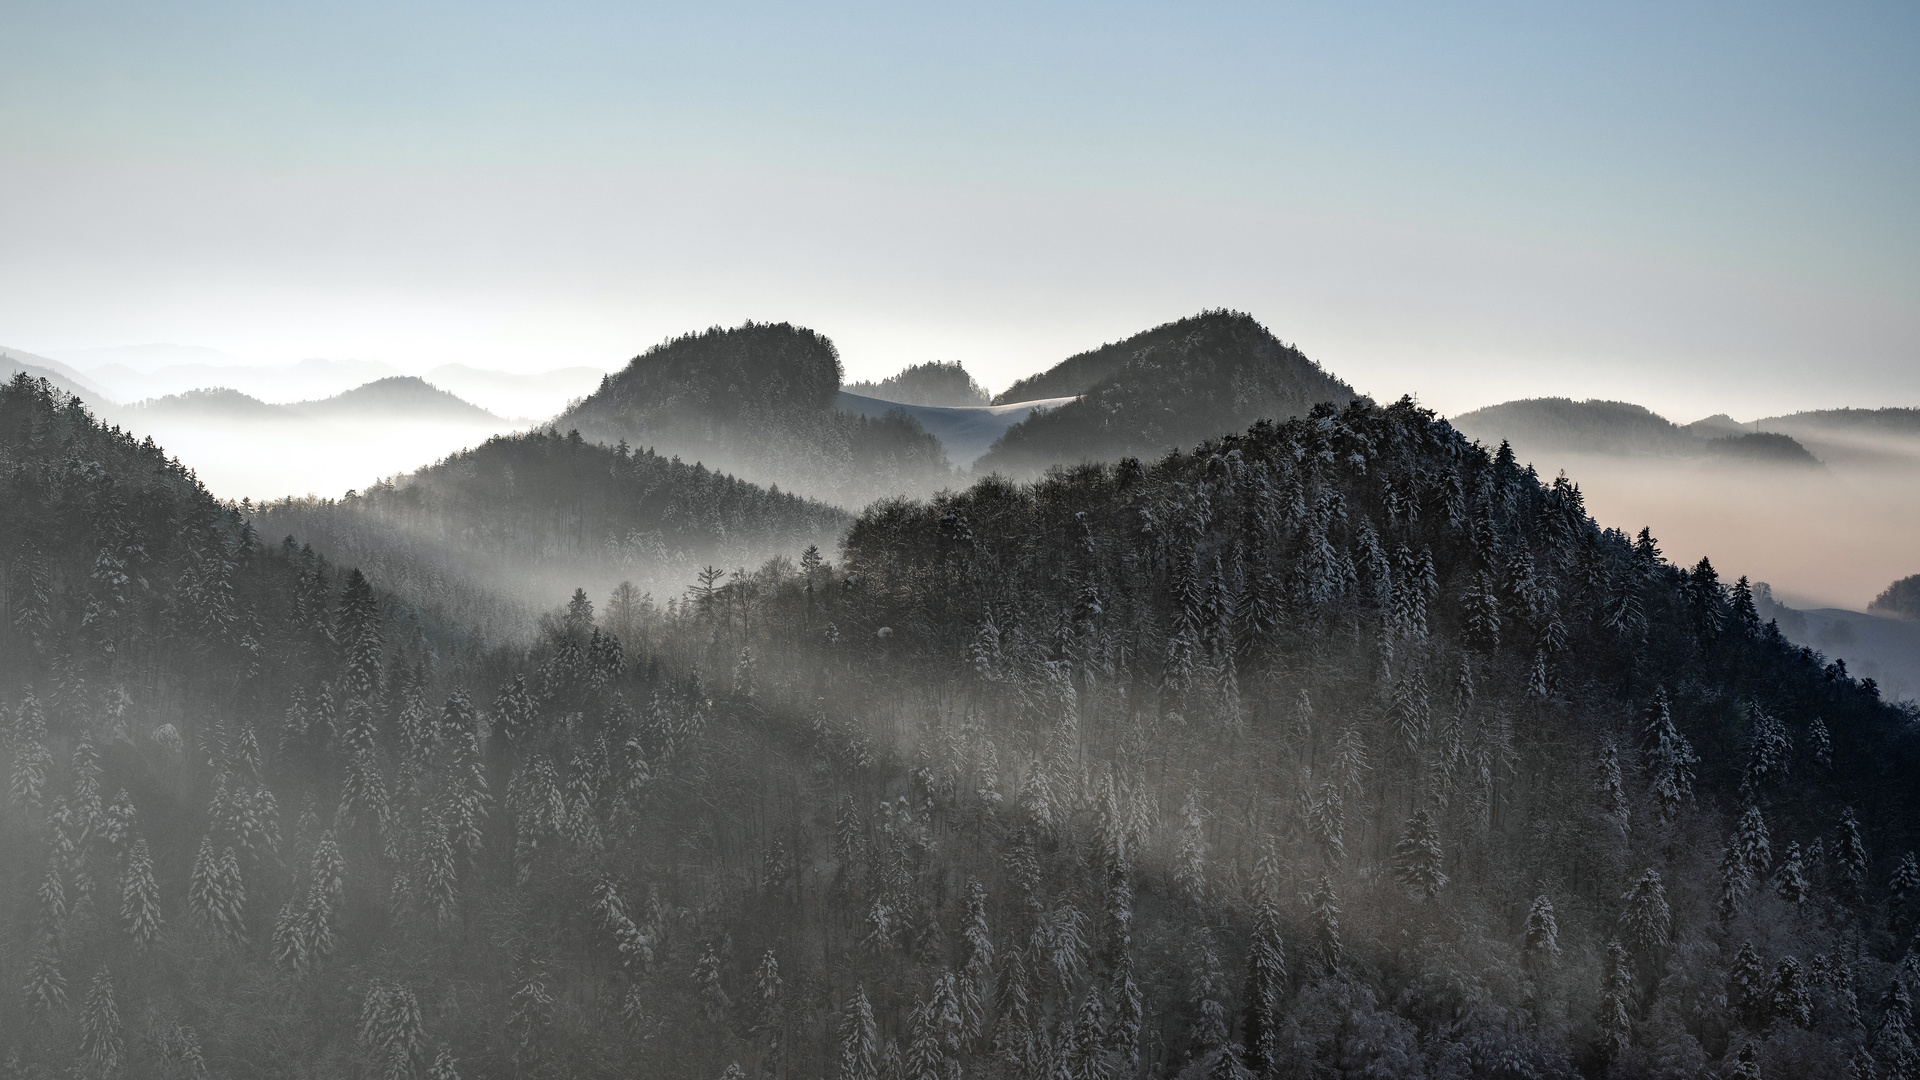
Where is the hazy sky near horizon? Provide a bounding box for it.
[3,2,1916,420]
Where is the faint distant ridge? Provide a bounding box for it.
[1454,396,1825,466]
[123,377,502,424]
[288,375,501,421]
[0,346,116,403]
[846,360,989,407]
[973,309,1355,477]
[557,321,951,507]
[1451,397,1698,456]
[125,386,293,421]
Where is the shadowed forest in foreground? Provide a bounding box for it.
[4,363,1920,1080]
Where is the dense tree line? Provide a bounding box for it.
[5,369,1920,1079]
[560,323,954,507]
[846,362,992,408]
[973,312,1355,480]
[255,426,849,644]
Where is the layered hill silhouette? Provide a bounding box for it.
[972,310,1356,477]
[1454,397,1825,466]
[844,359,989,407]
[257,425,850,642]
[7,369,1920,1078]
[558,322,953,507]
[122,376,503,424]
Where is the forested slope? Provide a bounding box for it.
[558,323,953,507]
[256,425,850,643]
[973,312,1355,479]
[4,371,1919,1079]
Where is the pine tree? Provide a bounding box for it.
[1241,887,1286,1079]
[360,981,426,1080]
[1772,956,1813,1029]
[838,986,880,1080]
[1838,808,1871,900]
[1594,741,1629,833]
[80,966,122,1078]
[22,936,66,1017]
[695,945,730,1026]
[1621,869,1671,958]
[1734,805,1773,885]
[121,838,163,951]
[1728,941,1769,1031]
[507,956,554,1074]
[1173,788,1209,904]
[1892,853,1920,928]
[188,837,247,945]
[1644,689,1697,824]
[1742,702,1791,800]
[903,1000,944,1080]
[958,879,994,1045]
[1774,842,1809,905]
[428,1047,462,1080]
[1392,809,1447,900]
[1308,875,1343,974]
[1597,939,1633,1060]
[1524,894,1561,962]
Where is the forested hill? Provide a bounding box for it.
[6,369,1920,1079]
[973,311,1356,478]
[1454,398,1824,465]
[557,322,953,507]
[256,425,851,643]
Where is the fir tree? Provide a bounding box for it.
[1597,939,1632,1060]
[22,936,66,1017]
[120,838,162,952]
[80,965,122,1078]
[1772,956,1813,1029]
[1729,941,1770,1031]
[838,986,880,1080]
[1241,886,1287,1079]
[360,981,426,1080]
[1392,809,1447,900]
[1621,869,1671,958]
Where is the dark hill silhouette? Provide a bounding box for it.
[257,426,849,641]
[287,375,501,421]
[971,309,1355,477]
[1453,397,1699,455]
[1456,396,1825,464]
[557,321,951,507]
[123,386,300,422]
[1706,431,1822,467]
[844,359,989,407]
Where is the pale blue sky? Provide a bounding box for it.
[2,1,1915,418]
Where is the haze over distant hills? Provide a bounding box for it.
[111,377,518,500]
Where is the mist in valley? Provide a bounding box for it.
[6,4,1919,1078]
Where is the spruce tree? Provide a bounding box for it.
[1392,809,1447,900]
[1241,886,1286,1079]
[120,838,162,952]
[80,966,122,1078]
[838,986,880,1080]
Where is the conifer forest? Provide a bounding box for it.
[5,313,1920,1080]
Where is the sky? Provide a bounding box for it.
[2,1,1917,421]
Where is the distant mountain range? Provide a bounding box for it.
[0,347,115,402]
[121,376,503,424]
[1450,396,1845,467]
[5,346,608,419]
